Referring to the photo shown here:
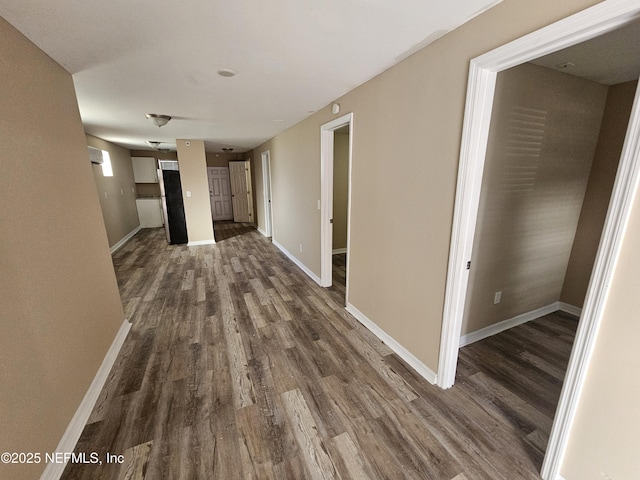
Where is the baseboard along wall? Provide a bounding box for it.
[272,240,323,286]
[109,226,141,254]
[459,301,582,348]
[346,303,438,385]
[40,320,131,480]
[187,239,216,247]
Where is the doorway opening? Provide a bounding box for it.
[438,1,640,478]
[261,151,273,237]
[320,113,353,306]
[331,125,350,302]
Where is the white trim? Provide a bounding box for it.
[187,239,216,246]
[437,2,640,479]
[460,301,582,347]
[272,239,323,286]
[459,303,558,347]
[558,302,582,317]
[40,319,131,480]
[346,303,437,385]
[320,113,353,289]
[261,150,273,238]
[332,248,347,255]
[557,475,567,480]
[109,225,141,254]
[257,226,269,237]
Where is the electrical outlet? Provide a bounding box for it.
[104,191,108,199]
[299,244,303,253]
[494,291,502,304]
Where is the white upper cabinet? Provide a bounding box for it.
[132,157,158,183]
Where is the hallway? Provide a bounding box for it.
[62,224,575,479]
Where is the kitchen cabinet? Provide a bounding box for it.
[132,157,158,183]
[136,198,163,227]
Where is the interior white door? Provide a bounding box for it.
[207,167,233,221]
[229,161,254,223]
[261,151,273,236]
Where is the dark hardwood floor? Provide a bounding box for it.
[62,222,577,479]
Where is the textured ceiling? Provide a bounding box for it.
[531,18,640,86]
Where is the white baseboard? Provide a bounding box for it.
[109,226,141,254]
[558,302,582,317]
[187,239,216,246]
[345,303,438,385]
[460,303,559,347]
[257,226,273,238]
[40,319,132,480]
[272,240,322,286]
[460,301,582,348]
[332,248,347,255]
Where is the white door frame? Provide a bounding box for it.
[438,1,640,478]
[261,150,273,237]
[320,112,353,289]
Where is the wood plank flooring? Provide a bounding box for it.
[62,222,577,479]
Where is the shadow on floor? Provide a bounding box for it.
[213,220,256,241]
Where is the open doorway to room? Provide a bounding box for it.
[320,113,353,306]
[439,2,640,479]
[331,125,350,303]
[458,60,637,474]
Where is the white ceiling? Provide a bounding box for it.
[1,0,502,152]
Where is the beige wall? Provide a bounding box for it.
[205,151,243,167]
[87,134,139,248]
[462,63,607,334]
[560,80,638,307]
[130,149,178,160]
[561,156,640,479]
[332,131,350,250]
[0,17,125,480]
[249,0,603,371]
[176,139,215,243]
[249,126,323,271]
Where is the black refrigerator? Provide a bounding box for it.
[158,169,188,244]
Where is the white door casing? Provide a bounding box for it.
[229,160,254,223]
[438,1,640,479]
[320,113,353,292]
[261,151,273,237]
[207,167,233,221]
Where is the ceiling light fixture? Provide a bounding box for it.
[217,69,236,77]
[145,113,172,127]
[147,141,162,149]
[222,147,234,153]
